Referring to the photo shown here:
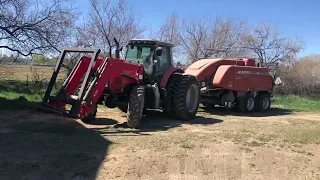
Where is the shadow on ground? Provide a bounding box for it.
[0,96,38,111]
[199,105,294,117]
[93,109,223,136]
[0,97,111,180]
[89,117,118,125]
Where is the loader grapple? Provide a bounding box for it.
[41,48,102,119]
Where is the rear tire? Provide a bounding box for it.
[172,75,200,120]
[236,93,255,113]
[81,104,97,123]
[163,73,181,117]
[127,85,145,129]
[255,93,271,112]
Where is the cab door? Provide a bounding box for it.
[154,46,171,83]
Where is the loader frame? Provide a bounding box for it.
[41,48,101,118]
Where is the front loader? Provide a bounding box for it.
[41,38,200,128]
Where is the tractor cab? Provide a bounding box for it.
[124,39,174,83]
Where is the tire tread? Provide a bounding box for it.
[127,86,145,128]
[172,75,199,120]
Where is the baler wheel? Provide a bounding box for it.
[172,75,200,120]
[236,93,255,113]
[255,93,271,112]
[81,104,98,123]
[127,85,145,129]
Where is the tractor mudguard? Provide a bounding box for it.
[159,66,184,88]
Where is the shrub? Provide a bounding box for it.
[276,56,320,96]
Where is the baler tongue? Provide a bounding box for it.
[40,48,102,118]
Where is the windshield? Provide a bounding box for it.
[125,45,154,64]
[125,44,155,76]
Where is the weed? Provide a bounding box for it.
[181,143,195,149]
[239,147,252,153]
[306,152,315,156]
[246,141,265,147]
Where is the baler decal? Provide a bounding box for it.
[236,71,269,75]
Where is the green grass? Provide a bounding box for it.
[1,76,320,112]
[273,94,320,111]
[0,91,43,101]
[0,80,64,110]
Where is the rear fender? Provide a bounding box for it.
[160,66,184,88]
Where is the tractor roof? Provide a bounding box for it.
[128,39,174,47]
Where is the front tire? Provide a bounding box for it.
[127,85,145,129]
[172,75,200,120]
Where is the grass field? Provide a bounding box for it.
[0,65,68,81]
[1,65,320,179]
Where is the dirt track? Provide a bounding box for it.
[1,105,320,180]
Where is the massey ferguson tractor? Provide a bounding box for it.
[41,38,200,128]
[41,37,276,129]
[184,58,275,112]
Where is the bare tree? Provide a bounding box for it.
[76,0,144,57]
[244,22,304,64]
[179,16,209,63]
[0,0,76,59]
[158,12,181,45]
[154,12,184,63]
[179,16,248,63]
[204,18,249,58]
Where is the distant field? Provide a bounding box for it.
[0,65,68,81]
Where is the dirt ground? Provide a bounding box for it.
[1,105,320,180]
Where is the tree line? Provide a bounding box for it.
[1,0,305,65]
[1,0,319,96]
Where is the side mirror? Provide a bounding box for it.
[155,47,162,56]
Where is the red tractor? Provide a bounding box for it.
[184,58,275,112]
[41,39,200,128]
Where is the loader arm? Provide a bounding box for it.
[42,48,144,120]
[78,58,144,119]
